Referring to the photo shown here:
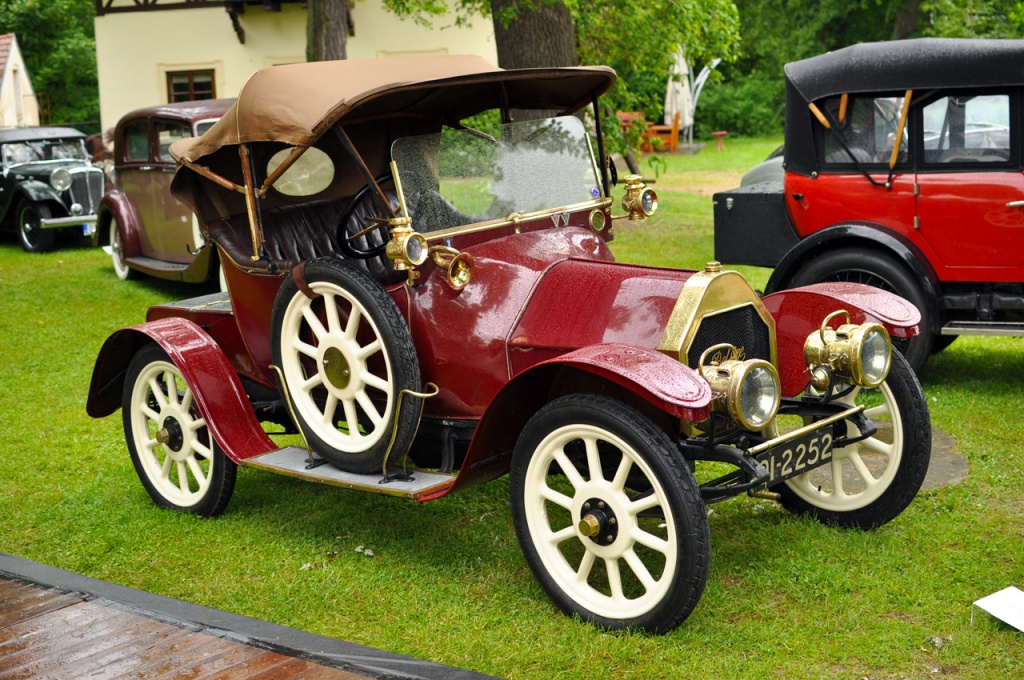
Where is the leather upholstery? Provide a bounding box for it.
[208,191,403,285]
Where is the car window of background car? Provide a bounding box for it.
[922,94,1010,164]
[124,121,149,162]
[157,121,191,161]
[822,95,907,166]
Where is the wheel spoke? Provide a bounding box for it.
[622,548,657,591]
[539,483,573,509]
[186,456,207,485]
[148,378,169,409]
[575,550,596,583]
[629,490,660,514]
[301,372,323,393]
[141,404,161,423]
[323,292,341,334]
[177,461,189,493]
[360,371,390,394]
[300,304,328,340]
[294,338,318,358]
[848,452,880,487]
[356,339,382,360]
[322,394,339,425]
[547,525,576,547]
[611,454,633,491]
[181,389,193,413]
[344,303,362,340]
[584,436,604,482]
[342,398,361,437]
[191,438,212,459]
[355,390,383,426]
[864,403,890,419]
[631,526,670,555]
[860,436,892,456]
[830,457,845,495]
[160,455,173,479]
[605,558,624,601]
[552,448,585,489]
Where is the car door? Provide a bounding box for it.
[151,118,197,264]
[914,91,1024,278]
[117,119,161,257]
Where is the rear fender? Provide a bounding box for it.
[86,317,275,464]
[447,344,711,496]
[761,283,921,395]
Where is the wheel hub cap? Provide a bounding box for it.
[578,498,618,546]
[158,417,184,452]
[322,346,352,389]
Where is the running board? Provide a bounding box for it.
[941,321,1024,337]
[242,446,456,500]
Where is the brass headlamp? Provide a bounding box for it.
[385,217,428,280]
[619,174,658,221]
[804,310,892,390]
[699,343,781,431]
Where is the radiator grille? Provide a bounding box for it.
[67,167,104,213]
[685,304,772,369]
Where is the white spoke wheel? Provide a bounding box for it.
[510,394,710,633]
[122,344,236,517]
[773,349,931,529]
[270,258,421,474]
[109,217,136,280]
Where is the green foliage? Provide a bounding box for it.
[0,0,99,129]
[699,0,1024,138]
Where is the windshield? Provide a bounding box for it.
[2,139,89,166]
[391,116,602,234]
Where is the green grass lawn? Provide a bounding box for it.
[2,137,1022,678]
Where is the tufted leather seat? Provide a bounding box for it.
[207,190,404,285]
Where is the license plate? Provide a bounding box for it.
[756,426,835,484]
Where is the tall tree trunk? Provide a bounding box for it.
[891,0,921,40]
[490,0,578,68]
[307,0,349,62]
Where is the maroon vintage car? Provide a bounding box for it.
[715,39,1024,373]
[87,56,931,633]
[94,99,234,287]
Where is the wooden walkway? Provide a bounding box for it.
[0,555,492,680]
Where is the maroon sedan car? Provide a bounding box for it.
[94,99,233,287]
[88,56,931,633]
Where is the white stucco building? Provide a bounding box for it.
[0,33,40,128]
[94,0,497,132]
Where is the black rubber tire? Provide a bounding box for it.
[510,394,710,633]
[270,257,421,474]
[774,350,931,529]
[18,202,56,253]
[788,248,933,373]
[122,343,237,517]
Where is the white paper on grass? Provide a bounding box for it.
[973,586,1024,632]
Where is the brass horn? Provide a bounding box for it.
[429,245,474,291]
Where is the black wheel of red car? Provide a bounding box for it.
[271,257,422,474]
[109,216,137,281]
[122,343,237,517]
[788,248,933,373]
[510,394,710,634]
[771,350,931,530]
[18,202,56,253]
[336,174,394,260]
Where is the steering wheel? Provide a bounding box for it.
[337,173,395,260]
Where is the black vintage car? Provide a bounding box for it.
[0,127,105,252]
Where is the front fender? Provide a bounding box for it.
[15,181,63,207]
[86,317,275,464]
[448,344,711,495]
[94,190,141,257]
[762,282,921,395]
